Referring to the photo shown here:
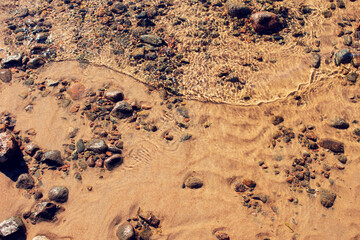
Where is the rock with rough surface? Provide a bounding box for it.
[68,83,85,100]
[33,236,50,240]
[1,54,23,68]
[0,69,12,83]
[137,208,160,227]
[215,231,230,240]
[320,189,336,208]
[116,224,134,240]
[334,49,352,66]
[30,201,59,223]
[140,35,164,46]
[104,90,124,102]
[250,11,281,33]
[319,138,344,153]
[16,173,35,189]
[41,150,63,166]
[0,216,25,238]
[86,139,108,153]
[25,142,39,156]
[226,1,251,18]
[329,117,349,129]
[48,186,69,203]
[104,154,123,170]
[0,132,17,164]
[111,101,133,119]
[184,176,203,189]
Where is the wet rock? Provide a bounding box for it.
[311,53,321,68]
[329,117,349,129]
[111,101,133,119]
[226,1,251,18]
[1,53,23,68]
[0,69,12,83]
[104,154,123,170]
[41,150,63,166]
[76,139,85,153]
[30,201,59,223]
[184,176,203,189]
[48,186,69,203]
[137,209,160,227]
[177,107,189,118]
[25,142,39,156]
[347,72,358,83]
[104,90,124,102]
[215,231,230,240]
[68,83,86,100]
[252,194,268,203]
[33,236,50,240]
[86,139,108,153]
[111,2,127,14]
[16,173,35,189]
[250,11,281,33]
[334,49,352,66]
[116,224,134,240]
[0,216,25,238]
[271,115,284,125]
[27,57,45,69]
[320,189,336,208]
[140,35,164,46]
[319,138,344,153]
[0,132,17,164]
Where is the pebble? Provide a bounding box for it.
[104,154,123,170]
[184,176,203,189]
[48,186,69,203]
[252,194,268,203]
[329,117,349,129]
[111,2,127,14]
[215,231,230,240]
[336,162,345,169]
[352,53,360,68]
[338,155,347,164]
[250,12,281,33]
[243,178,256,188]
[0,132,18,164]
[0,216,25,238]
[311,53,321,68]
[104,90,124,102]
[140,35,164,46]
[111,101,133,119]
[86,139,108,153]
[25,142,39,156]
[180,133,192,142]
[27,57,45,69]
[68,83,86,100]
[33,236,50,240]
[226,1,251,18]
[177,107,190,118]
[137,209,160,227]
[334,49,352,66]
[0,69,12,83]
[1,53,23,68]
[76,139,85,153]
[271,115,284,125]
[116,224,134,240]
[15,173,35,189]
[41,150,64,166]
[343,35,352,46]
[30,201,58,223]
[320,189,336,208]
[319,138,344,153]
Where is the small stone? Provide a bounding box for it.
[177,107,190,118]
[33,236,50,240]
[111,2,127,14]
[0,132,18,164]
[252,194,268,203]
[30,201,59,223]
[140,35,164,46]
[243,178,256,188]
[68,83,86,100]
[184,176,203,189]
[104,90,124,102]
[48,186,69,203]
[338,155,347,164]
[137,208,160,227]
[76,139,85,153]
[352,53,360,68]
[347,72,358,83]
[319,138,344,153]
[0,216,25,238]
[34,191,43,200]
[215,231,230,240]
[1,53,23,68]
[68,127,79,138]
[116,224,134,240]
[329,117,349,129]
[320,189,336,208]
[311,53,321,68]
[343,35,353,46]
[336,162,345,169]
[0,69,12,83]
[111,101,133,119]
[104,154,123,170]
[250,11,281,33]
[86,139,108,153]
[35,33,49,43]
[334,49,352,66]
[27,57,45,69]
[25,142,39,156]
[180,133,192,142]
[271,115,284,125]
[16,173,35,189]
[226,1,251,18]
[41,150,63,166]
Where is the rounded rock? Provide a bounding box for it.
[104,154,123,170]
[334,48,352,66]
[116,224,134,240]
[104,90,124,102]
[86,139,108,153]
[68,83,86,100]
[184,176,203,189]
[33,236,50,240]
[320,189,336,208]
[0,69,12,83]
[41,150,63,166]
[111,101,133,119]
[48,186,69,203]
[250,11,281,33]
[16,173,35,189]
[226,1,251,18]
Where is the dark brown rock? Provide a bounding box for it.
[184,176,203,189]
[271,115,284,125]
[137,208,160,228]
[329,117,349,129]
[215,231,230,240]
[226,1,251,18]
[0,132,17,164]
[16,173,35,189]
[250,11,281,33]
[41,150,63,166]
[0,69,12,83]
[104,90,124,102]
[30,201,59,223]
[319,138,344,153]
[104,154,123,170]
[116,224,134,240]
[242,178,256,188]
[111,101,133,119]
[48,186,69,203]
[320,189,336,208]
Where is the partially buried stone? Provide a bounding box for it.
[76,139,85,153]
[320,189,336,208]
[177,107,189,118]
[27,57,45,69]
[111,2,127,14]
[68,83,85,100]
[243,178,256,188]
[116,224,134,240]
[319,138,344,153]
[252,194,268,203]
[137,208,160,227]
[0,132,17,164]
[25,142,39,156]
[343,35,352,46]
[33,236,50,240]
[347,72,358,83]
[226,1,251,18]
[215,231,230,240]
[104,90,124,102]
[48,186,69,203]
[311,53,321,68]
[0,69,12,83]
[1,53,23,68]
[140,34,164,46]
[329,117,349,129]
[353,128,360,137]
[250,11,281,33]
[86,139,108,153]
[180,133,192,142]
[104,154,123,170]
[334,49,352,66]
[111,101,133,119]
[184,176,203,189]
[41,150,63,166]
[16,173,35,189]
[30,201,59,223]
[272,115,284,125]
[0,216,25,238]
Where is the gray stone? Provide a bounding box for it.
[30,201,58,223]
[347,72,358,83]
[0,69,12,83]
[48,186,69,203]
[111,2,127,14]
[111,101,133,119]
[76,139,85,153]
[116,224,134,240]
[320,189,336,208]
[41,150,63,166]
[329,117,349,129]
[140,35,164,46]
[311,53,321,68]
[104,90,124,102]
[226,1,251,18]
[104,154,123,170]
[334,49,352,66]
[35,33,49,43]
[0,132,17,164]
[177,107,189,118]
[343,35,352,46]
[1,53,23,68]
[16,173,35,189]
[0,216,25,238]
[86,139,108,153]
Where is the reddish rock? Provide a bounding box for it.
[305,131,317,141]
[0,132,17,163]
[215,231,230,240]
[68,83,85,100]
[242,178,256,188]
[319,138,344,153]
[0,69,12,83]
[250,11,281,33]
